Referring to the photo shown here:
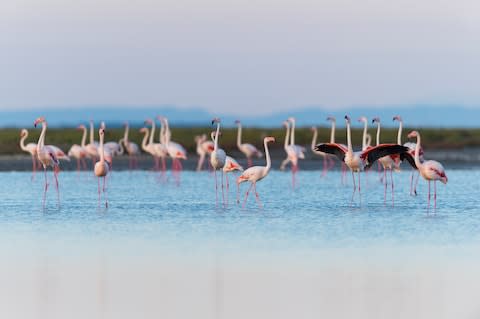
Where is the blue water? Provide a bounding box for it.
[0,168,479,262]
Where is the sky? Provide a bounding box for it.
[2,0,480,115]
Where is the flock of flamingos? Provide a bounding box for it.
[20,115,448,209]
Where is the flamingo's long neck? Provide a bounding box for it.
[414,133,422,168]
[149,121,155,145]
[330,121,336,143]
[376,122,381,146]
[141,130,149,151]
[159,120,165,144]
[284,123,290,150]
[124,124,129,143]
[37,122,47,152]
[346,120,353,155]
[397,121,403,145]
[264,140,271,173]
[99,132,105,163]
[214,122,220,151]
[236,123,242,148]
[20,132,28,151]
[362,121,368,150]
[89,121,94,144]
[81,126,87,148]
[290,120,295,145]
[164,119,171,145]
[311,128,317,151]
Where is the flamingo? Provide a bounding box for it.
[19,129,40,180]
[279,120,300,186]
[159,116,187,184]
[195,134,214,171]
[119,121,140,170]
[210,118,227,205]
[407,130,447,209]
[139,127,155,163]
[327,116,348,184]
[315,115,409,204]
[393,115,424,195]
[68,125,88,172]
[100,122,123,167]
[310,126,334,176]
[144,118,167,173]
[237,136,275,208]
[234,120,263,167]
[94,128,110,208]
[85,120,99,167]
[372,117,397,204]
[34,117,60,205]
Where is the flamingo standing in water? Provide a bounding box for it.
[120,122,140,169]
[280,120,302,188]
[393,116,424,195]
[210,118,227,205]
[372,117,396,204]
[94,128,110,208]
[315,116,409,204]
[407,131,447,209]
[144,118,167,173]
[235,120,262,167]
[139,127,156,164]
[159,116,187,185]
[19,129,40,180]
[195,134,214,171]
[237,136,275,208]
[34,117,60,205]
[68,125,88,172]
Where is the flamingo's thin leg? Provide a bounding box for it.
[214,170,218,206]
[43,167,48,207]
[409,171,414,196]
[341,163,347,185]
[97,177,101,205]
[414,171,420,196]
[427,180,431,209]
[221,171,225,206]
[434,180,437,210]
[103,176,108,208]
[358,171,361,204]
[350,170,356,204]
[383,168,387,204]
[225,172,229,207]
[390,168,394,206]
[253,183,263,208]
[243,182,254,208]
[31,155,36,181]
[321,155,327,177]
[53,167,60,203]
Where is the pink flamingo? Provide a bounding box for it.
[119,122,140,170]
[94,128,110,208]
[68,125,88,172]
[315,116,409,204]
[237,136,275,208]
[235,120,263,167]
[393,116,424,195]
[372,117,396,204]
[139,127,156,164]
[34,117,60,205]
[160,117,187,184]
[210,118,227,205]
[19,129,40,180]
[280,120,302,188]
[407,131,447,209]
[144,118,167,173]
[195,134,214,171]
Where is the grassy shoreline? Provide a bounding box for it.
[3,126,480,155]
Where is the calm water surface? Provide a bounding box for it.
[0,168,479,262]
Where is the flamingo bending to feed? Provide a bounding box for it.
[393,116,424,195]
[120,122,140,170]
[94,128,110,208]
[372,117,397,204]
[210,118,227,206]
[311,126,335,176]
[235,120,262,167]
[34,117,61,205]
[20,129,40,180]
[315,116,410,204]
[68,125,88,172]
[237,136,275,208]
[406,131,447,209]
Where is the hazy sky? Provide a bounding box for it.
[2,0,480,115]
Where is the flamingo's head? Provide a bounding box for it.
[372,117,380,124]
[123,121,129,127]
[441,174,448,184]
[144,118,153,125]
[77,124,86,130]
[264,136,275,143]
[407,130,419,139]
[156,115,166,123]
[358,116,367,123]
[34,117,45,127]
[344,115,351,123]
[20,129,28,137]
[393,115,402,122]
[326,116,336,122]
[283,120,289,128]
[139,127,148,134]
[211,118,220,125]
[287,117,295,123]
[99,128,105,136]
[310,126,317,132]
[234,120,241,124]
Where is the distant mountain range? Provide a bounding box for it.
[0,105,477,128]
